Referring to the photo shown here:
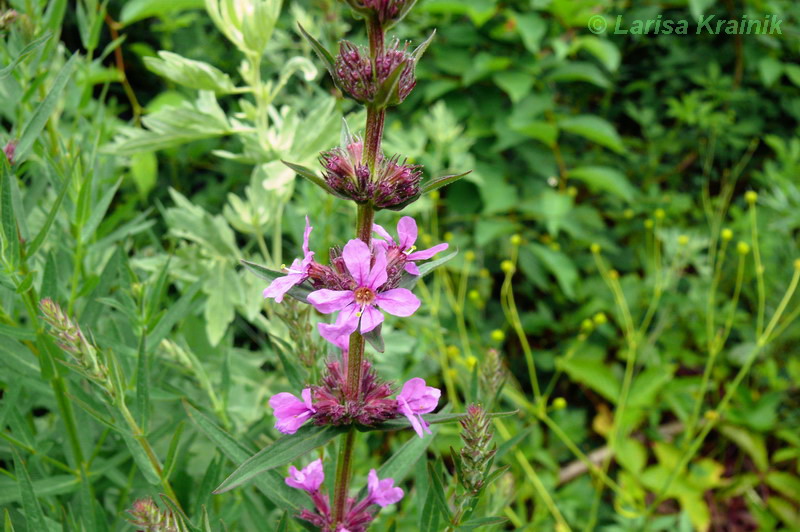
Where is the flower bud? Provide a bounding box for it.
[654,208,665,220]
[623,208,634,219]
[0,9,17,30]
[609,269,619,280]
[500,260,514,273]
[590,243,601,254]
[458,404,496,495]
[490,329,505,342]
[479,268,490,279]
[721,228,733,241]
[343,0,416,27]
[644,219,654,229]
[593,312,607,325]
[334,39,416,106]
[3,140,16,165]
[744,191,758,205]
[552,397,567,410]
[737,241,750,255]
[510,234,522,246]
[794,258,800,271]
[468,289,480,302]
[678,235,689,246]
[464,250,475,261]
[127,497,178,531]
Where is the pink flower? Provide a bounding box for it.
[396,378,440,438]
[263,217,315,303]
[367,469,404,507]
[268,388,315,434]
[373,216,448,275]
[285,458,325,493]
[307,239,420,346]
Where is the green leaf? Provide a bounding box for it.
[214,424,348,494]
[758,57,783,87]
[1,167,19,267]
[16,54,78,162]
[363,324,385,353]
[427,462,452,520]
[0,32,52,80]
[512,120,559,147]
[529,243,577,300]
[558,354,620,402]
[130,151,158,198]
[574,36,621,72]
[559,115,625,154]
[25,163,73,257]
[120,0,204,25]
[297,24,336,78]
[421,170,472,195]
[569,166,635,201]
[240,259,312,303]
[146,280,203,346]
[11,448,48,532]
[281,160,339,197]
[184,402,309,512]
[397,249,458,290]
[516,13,547,53]
[457,516,509,530]
[493,71,534,103]
[365,409,516,432]
[765,472,800,504]
[546,62,610,89]
[144,51,235,93]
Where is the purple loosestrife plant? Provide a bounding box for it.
[227,1,479,529]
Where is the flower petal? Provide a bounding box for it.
[318,304,359,346]
[375,288,420,317]
[372,223,394,244]
[359,305,384,334]
[407,242,448,261]
[404,262,420,275]
[308,289,354,314]
[342,238,372,285]
[365,247,388,290]
[397,397,424,438]
[397,216,418,251]
[302,216,313,256]
[262,273,304,303]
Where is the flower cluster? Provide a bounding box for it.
[269,366,440,438]
[286,459,403,532]
[126,497,179,532]
[342,0,415,26]
[334,40,416,106]
[320,139,422,210]
[2,140,15,164]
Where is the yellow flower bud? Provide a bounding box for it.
[479,268,490,279]
[678,235,689,246]
[552,397,567,410]
[744,191,758,205]
[737,241,750,255]
[550,242,561,251]
[704,410,719,421]
[581,318,594,331]
[490,329,505,342]
[721,228,733,241]
[421,234,433,246]
[644,219,654,229]
[794,258,800,270]
[566,186,578,197]
[593,312,607,325]
[623,208,634,219]
[466,356,478,369]
[510,234,522,246]
[654,208,665,220]
[443,232,453,242]
[446,345,460,358]
[590,243,601,254]
[500,260,515,274]
[609,269,619,280]
[468,289,481,301]
[465,250,476,262]
[429,190,440,201]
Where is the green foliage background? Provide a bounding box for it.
[1,0,800,530]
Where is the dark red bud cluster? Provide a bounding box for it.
[334,40,416,106]
[311,360,397,426]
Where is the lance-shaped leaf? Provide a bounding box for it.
[422,170,472,195]
[240,259,313,303]
[363,324,385,353]
[373,57,409,109]
[411,30,436,64]
[360,409,518,432]
[214,424,348,494]
[398,249,459,290]
[387,0,419,29]
[281,160,341,199]
[297,24,336,80]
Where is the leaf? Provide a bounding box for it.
[1,166,19,267]
[365,409,516,432]
[25,163,74,257]
[765,472,800,504]
[516,13,547,53]
[11,448,48,532]
[512,120,559,147]
[546,62,611,89]
[529,243,578,300]
[130,151,158,198]
[427,462,452,520]
[240,260,312,303]
[569,166,635,201]
[120,0,205,25]
[214,424,347,494]
[574,36,621,72]
[16,54,78,162]
[558,354,620,402]
[297,24,336,78]
[363,324,385,353]
[184,402,309,512]
[144,51,235,93]
[758,57,783,87]
[397,249,458,290]
[493,71,534,103]
[457,516,509,530]
[0,32,52,80]
[559,115,625,154]
[281,160,339,197]
[421,170,472,195]
[146,280,203,346]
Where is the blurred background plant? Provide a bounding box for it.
[2,0,800,530]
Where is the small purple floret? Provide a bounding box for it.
[269,388,316,434]
[396,377,440,437]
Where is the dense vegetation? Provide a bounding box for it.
[2,0,800,530]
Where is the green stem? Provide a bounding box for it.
[332,429,356,523]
